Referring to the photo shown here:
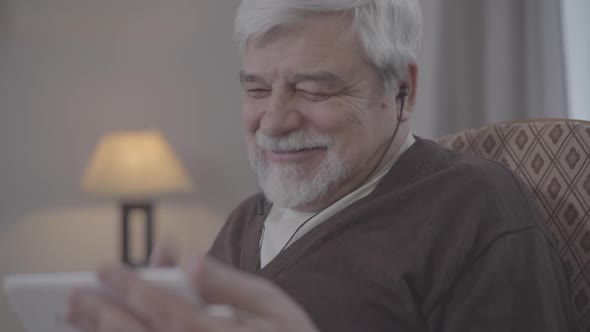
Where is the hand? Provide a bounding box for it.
[66,256,319,332]
[148,239,179,268]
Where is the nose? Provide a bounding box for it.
[259,90,303,137]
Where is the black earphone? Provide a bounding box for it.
[396,86,409,121]
[397,86,410,98]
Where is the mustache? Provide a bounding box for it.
[254,130,333,153]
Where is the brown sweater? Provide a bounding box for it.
[208,138,575,332]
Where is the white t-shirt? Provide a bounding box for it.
[260,133,415,267]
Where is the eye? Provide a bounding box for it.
[297,90,330,101]
[245,88,271,99]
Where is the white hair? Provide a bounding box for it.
[235,0,422,92]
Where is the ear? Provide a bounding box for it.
[396,63,418,122]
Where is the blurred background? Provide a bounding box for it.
[0,0,588,330]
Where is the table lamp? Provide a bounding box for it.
[81,130,193,266]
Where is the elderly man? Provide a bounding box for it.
[67,0,574,331]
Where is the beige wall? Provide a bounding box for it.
[0,1,438,331]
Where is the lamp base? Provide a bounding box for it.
[121,202,154,267]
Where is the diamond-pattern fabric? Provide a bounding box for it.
[436,120,590,330]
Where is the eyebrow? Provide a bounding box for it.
[239,71,264,84]
[239,71,346,85]
[291,72,346,85]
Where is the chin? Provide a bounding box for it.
[256,155,351,209]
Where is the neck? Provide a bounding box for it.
[292,125,410,213]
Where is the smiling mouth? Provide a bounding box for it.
[271,146,329,154]
[266,146,327,162]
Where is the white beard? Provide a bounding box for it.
[249,130,350,209]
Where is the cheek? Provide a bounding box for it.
[310,99,377,162]
[306,99,366,132]
[241,99,262,154]
[241,98,262,133]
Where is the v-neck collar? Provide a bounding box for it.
[239,194,269,273]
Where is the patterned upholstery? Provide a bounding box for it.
[436,119,590,330]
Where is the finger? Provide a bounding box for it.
[190,256,299,317]
[66,288,146,332]
[98,264,220,331]
[98,264,262,332]
[149,238,179,267]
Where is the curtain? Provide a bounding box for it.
[413,0,568,137]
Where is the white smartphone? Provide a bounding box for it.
[3,268,200,332]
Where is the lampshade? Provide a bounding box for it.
[81,131,193,198]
